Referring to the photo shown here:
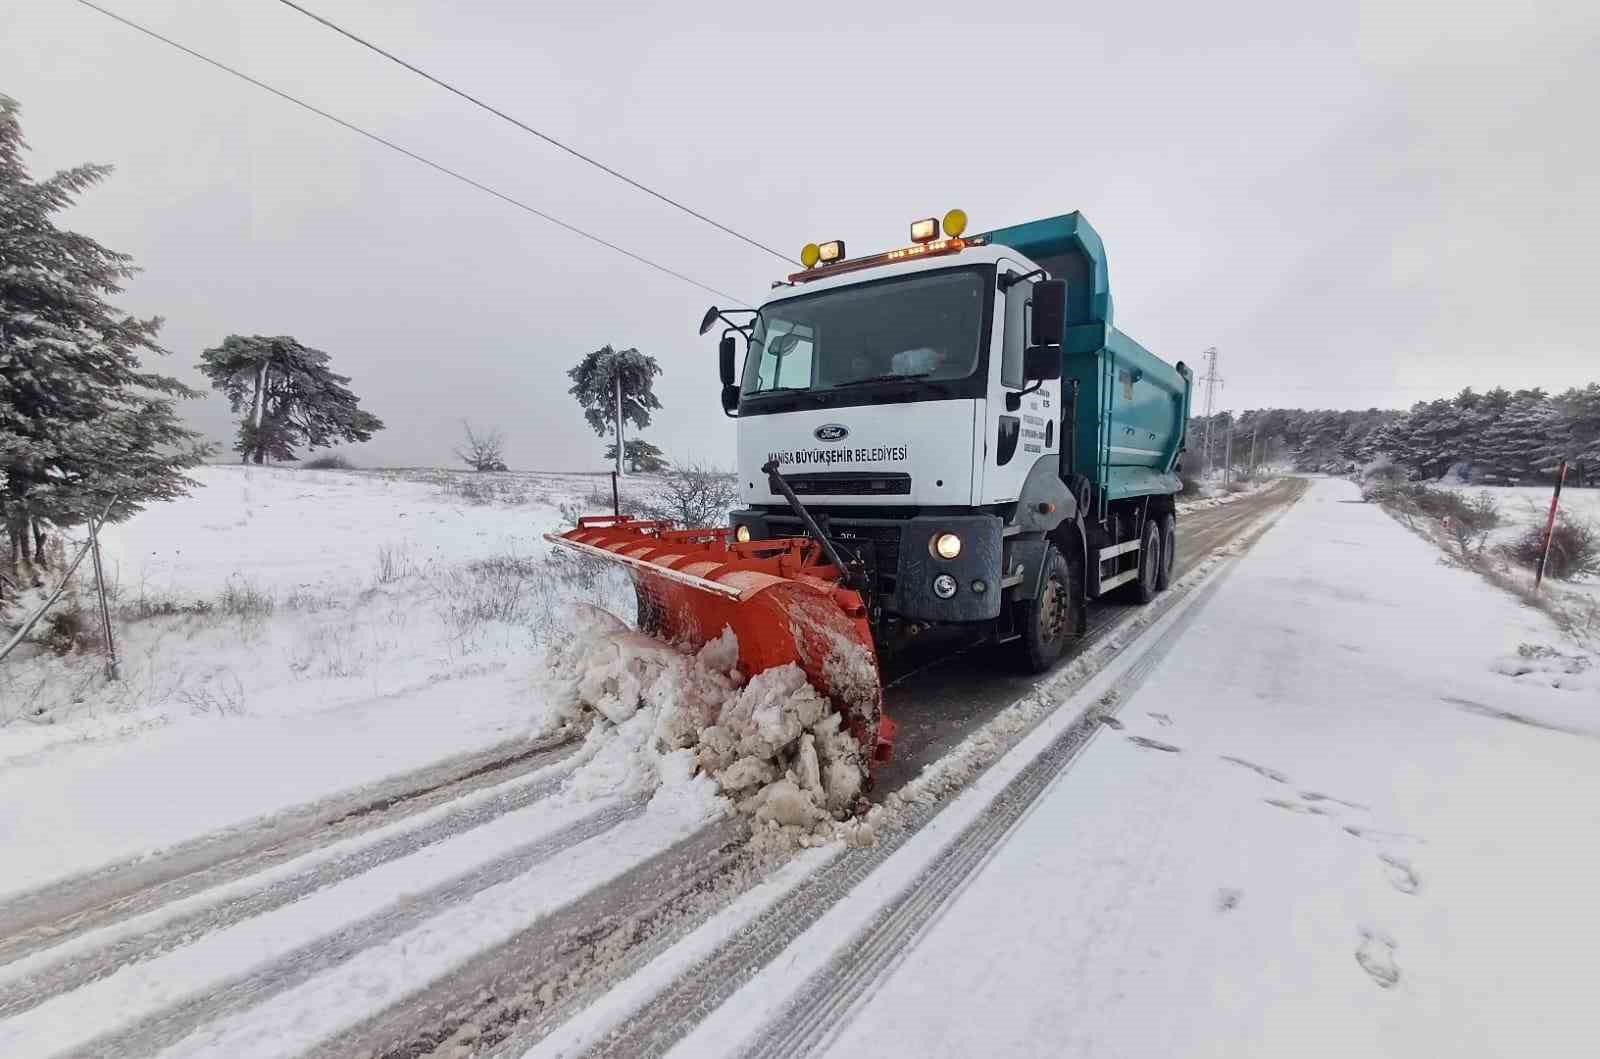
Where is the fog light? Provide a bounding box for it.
[971,580,987,594]
[932,574,958,599]
[932,532,962,560]
[735,524,752,543]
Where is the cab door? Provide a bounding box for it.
[980,258,1060,503]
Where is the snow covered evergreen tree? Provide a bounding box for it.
[197,335,385,464]
[1474,389,1555,482]
[605,438,669,473]
[0,95,208,586]
[567,345,663,472]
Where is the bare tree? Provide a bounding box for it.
[640,463,739,528]
[454,420,507,472]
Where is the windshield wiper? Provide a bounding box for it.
[832,373,932,388]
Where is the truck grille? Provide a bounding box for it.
[768,517,903,598]
[785,473,912,497]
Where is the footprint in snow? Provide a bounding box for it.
[1214,888,1242,913]
[1263,797,1331,816]
[1356,929,1401,989]
[1300,790,1368,811]
[1126,735,1181,753]
[1147,712,1174,727]
[1219,755,1291,784]
[1344,825,1425,846]
[1379,853,1422,895]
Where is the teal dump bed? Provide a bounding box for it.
[981,213,1194,502]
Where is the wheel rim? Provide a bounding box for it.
[1039,572,1068,644]
[1144,531,1159,590]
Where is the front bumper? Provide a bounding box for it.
[731,510,1003,623]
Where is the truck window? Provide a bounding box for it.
[749,324,814,391]
[1001,273,1029,390]
[743,268,988,396]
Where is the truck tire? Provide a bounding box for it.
[1125,518,1161,604]
[1017,543,1083,673]
[1156,513,1177,591]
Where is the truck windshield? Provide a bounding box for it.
[742,269,988,397]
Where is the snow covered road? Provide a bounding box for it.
[712,477,1600,1058]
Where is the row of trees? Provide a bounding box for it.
[1186,408,1402,476]
[1189,385,1600,484]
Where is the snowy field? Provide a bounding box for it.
[1438,481,1600,547]
[0,465,642,891]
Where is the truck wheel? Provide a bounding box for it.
[1126,518,1161,604]
[1156,513,1177,591]
[1018,544,1083,673]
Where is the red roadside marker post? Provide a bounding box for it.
[1534,459,1569,593]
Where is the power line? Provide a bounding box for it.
[71,0,747,305]
[271,0,798,267]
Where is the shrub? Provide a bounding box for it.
[42,603,99,655]
[1506,517,1600,581]
[639,464,739,528]
[301,453,355,470]
[1366,483,1500,534]
[218,578,276,620]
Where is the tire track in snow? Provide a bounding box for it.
[580,483,1303,1059]
[304,818,749,1059]
[0,731,581,968]
[58,798,641,1059]
[0,758,576,1019]
[738,550,1240,1059]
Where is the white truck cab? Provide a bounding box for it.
[732,244,1060,512]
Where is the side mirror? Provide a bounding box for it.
[720,384,740,415]
[1029,279,1067,347]
[1023,345,1062,382]
[699,306,722,336]
[719,334,737,386]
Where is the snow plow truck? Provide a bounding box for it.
[548,210,1193,790]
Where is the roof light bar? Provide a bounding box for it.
[785,235,984,284]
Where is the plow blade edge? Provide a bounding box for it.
[545,517,893,767]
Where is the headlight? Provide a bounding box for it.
[931,532,962,560]
[735,524,752,543]
[932,574,958,599]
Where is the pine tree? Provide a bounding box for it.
[197,335,385,463]
[1475,390,1555,483]
[567,345,663,472]
[0,95,208,586]
[604,438,669,473]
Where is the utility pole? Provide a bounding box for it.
[1198,347,1224,480]
[1223,415,1235,488]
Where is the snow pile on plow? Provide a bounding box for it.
[542,607,868,833]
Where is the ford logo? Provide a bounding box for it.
[813,423,849,442]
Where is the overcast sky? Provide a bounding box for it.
[4,0,1597,469]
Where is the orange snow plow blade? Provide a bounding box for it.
[545,516,893,769]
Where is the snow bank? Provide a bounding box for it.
[541,607,867,836]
